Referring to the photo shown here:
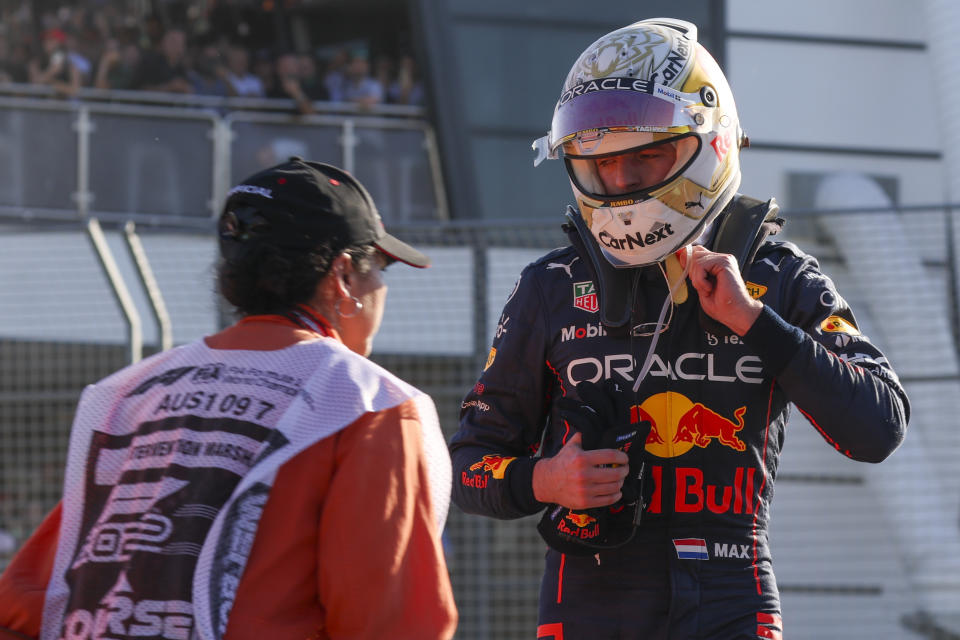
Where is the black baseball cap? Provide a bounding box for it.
[220,157,430,268]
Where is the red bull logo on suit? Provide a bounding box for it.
[558,511,600,540]
[467,454,516,478]
[634,391,746,458]
[630,392,760,516]
[462,454,516,489]
[566,512,597,528]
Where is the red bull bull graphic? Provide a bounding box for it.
[556,511,600,540]
[566,512,597,528]
[468,454,516,478]
[463,454,517,489]
[635,404,663,445]
[675,404,747,452]
[633,391,746,458]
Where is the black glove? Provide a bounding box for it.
[566,379,650,507]
[536,379,652,555]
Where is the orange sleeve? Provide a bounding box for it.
[319,400,457,639]
[0,502,62,638]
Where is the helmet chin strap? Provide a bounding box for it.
[632,245,691,393]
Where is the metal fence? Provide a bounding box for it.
[3,207,960,638]
[0,88,445,229]
[1,93,959,639]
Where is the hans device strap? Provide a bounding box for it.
[698,195,784,336]
[564,205,637,333]
[711,194,784,280]
[563,195,784,335]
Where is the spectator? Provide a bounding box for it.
[297,52,327,101]
[269,51,316,114]
[27,28,81,97]
[93,37,140,90]
[373,52,392,95]
[342,49,383,109]
[387,54,425,106]
[188,40,231,96]
[251,47,277,97]
[322,46,349,102]
[63,29,94,85]
[225,43,264,97]
[63,9,100,85]
[140,13,165,51]
[0,33,30,84]
[138,27,192,93]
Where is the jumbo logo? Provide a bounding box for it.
[634,391,746,458]
[468,454,516,479]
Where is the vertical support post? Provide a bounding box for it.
[86,218,142,364]
[124,222,173,353]
[423,126,450,221]
[341,119,356,174]
[73,106,94,218]
[210,117,234,219]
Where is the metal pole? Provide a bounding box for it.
[123,222,173,353]
[423,126,450,221]
[86,218,143,364]
[341,119,357,173]
[73,106,93,218]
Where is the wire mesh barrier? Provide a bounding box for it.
[2,206,959,638]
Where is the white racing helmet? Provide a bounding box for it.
[533,18,745,267]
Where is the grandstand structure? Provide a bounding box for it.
[1,1,959,638]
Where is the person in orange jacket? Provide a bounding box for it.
[0,158,457,640]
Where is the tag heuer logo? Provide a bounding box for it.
[744,281,767,300]
[573,281,598,313]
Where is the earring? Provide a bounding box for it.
[336,296,363,318]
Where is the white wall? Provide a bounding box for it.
[727,1,960,634]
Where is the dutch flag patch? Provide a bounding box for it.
[673,538,709,560]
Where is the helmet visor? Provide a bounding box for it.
[549,81,707,151]
[563,134,700,198]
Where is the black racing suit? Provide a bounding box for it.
[449,238,909,639]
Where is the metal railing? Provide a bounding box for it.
[0,89,446,228]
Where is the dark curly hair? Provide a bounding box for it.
[217,234,378,317]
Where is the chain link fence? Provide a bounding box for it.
[2,205,960,638]
[1,92,959,639]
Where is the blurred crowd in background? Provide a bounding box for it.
[0,0,426,112]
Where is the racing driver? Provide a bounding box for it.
[449,17,909,639]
